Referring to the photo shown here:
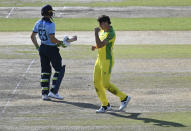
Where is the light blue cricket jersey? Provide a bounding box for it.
[33,19,56,46]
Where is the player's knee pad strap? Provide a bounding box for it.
[41,72,51,87]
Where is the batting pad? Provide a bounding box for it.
[54,65,66,93]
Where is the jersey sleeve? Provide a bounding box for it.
[105,30,115,42]
[49,23,55,35]
[33,22,39,33]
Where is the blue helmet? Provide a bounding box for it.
[41,4,54,16]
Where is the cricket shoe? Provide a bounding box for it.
[42,94,50,101]
[48,91,63,100]
[96,103,111,113]
[119,96,131,111]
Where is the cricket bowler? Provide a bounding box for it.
[92,15,131,113]
[31,4,77,100]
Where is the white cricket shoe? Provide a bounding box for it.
[96,104,111,113]
[48,91,63,100]
[119,96,131,111]
[42,94,50,101]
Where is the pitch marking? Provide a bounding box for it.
[6,7,15,18]
[1,59,35,114]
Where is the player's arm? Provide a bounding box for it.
[49,34,62,44]
[31,32,40,50]
[50,34,77,47]
[92,27,108,51]
[95,27,108,48]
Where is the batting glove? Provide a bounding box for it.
[63,36,70,46]
[58,36,70,48]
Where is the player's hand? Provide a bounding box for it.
[57,36,70,48]
[57,41,66,48]
[91,46,96,51]
[94,27,100,34]
[36,45,40,51]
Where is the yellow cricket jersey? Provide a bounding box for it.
[98,26,116,60]
[96,26,116,73]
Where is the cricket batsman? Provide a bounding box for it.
[92,15,131,113]
[31,4,77,100]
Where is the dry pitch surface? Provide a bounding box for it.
[0,57,191,130]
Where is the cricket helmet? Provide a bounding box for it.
[41,4,54,17]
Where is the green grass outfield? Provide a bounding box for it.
[1,17,191,31]
[1,0,191,7]
[1,45,191,59]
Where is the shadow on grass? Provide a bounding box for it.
[108,112,186,127]
[51,100,186,128]
[50,100,100,110]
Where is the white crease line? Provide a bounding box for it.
[1,59,35,114]
[6,7,15,18]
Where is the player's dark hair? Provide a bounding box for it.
[41,4,54,17]
[97,15,111,25]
